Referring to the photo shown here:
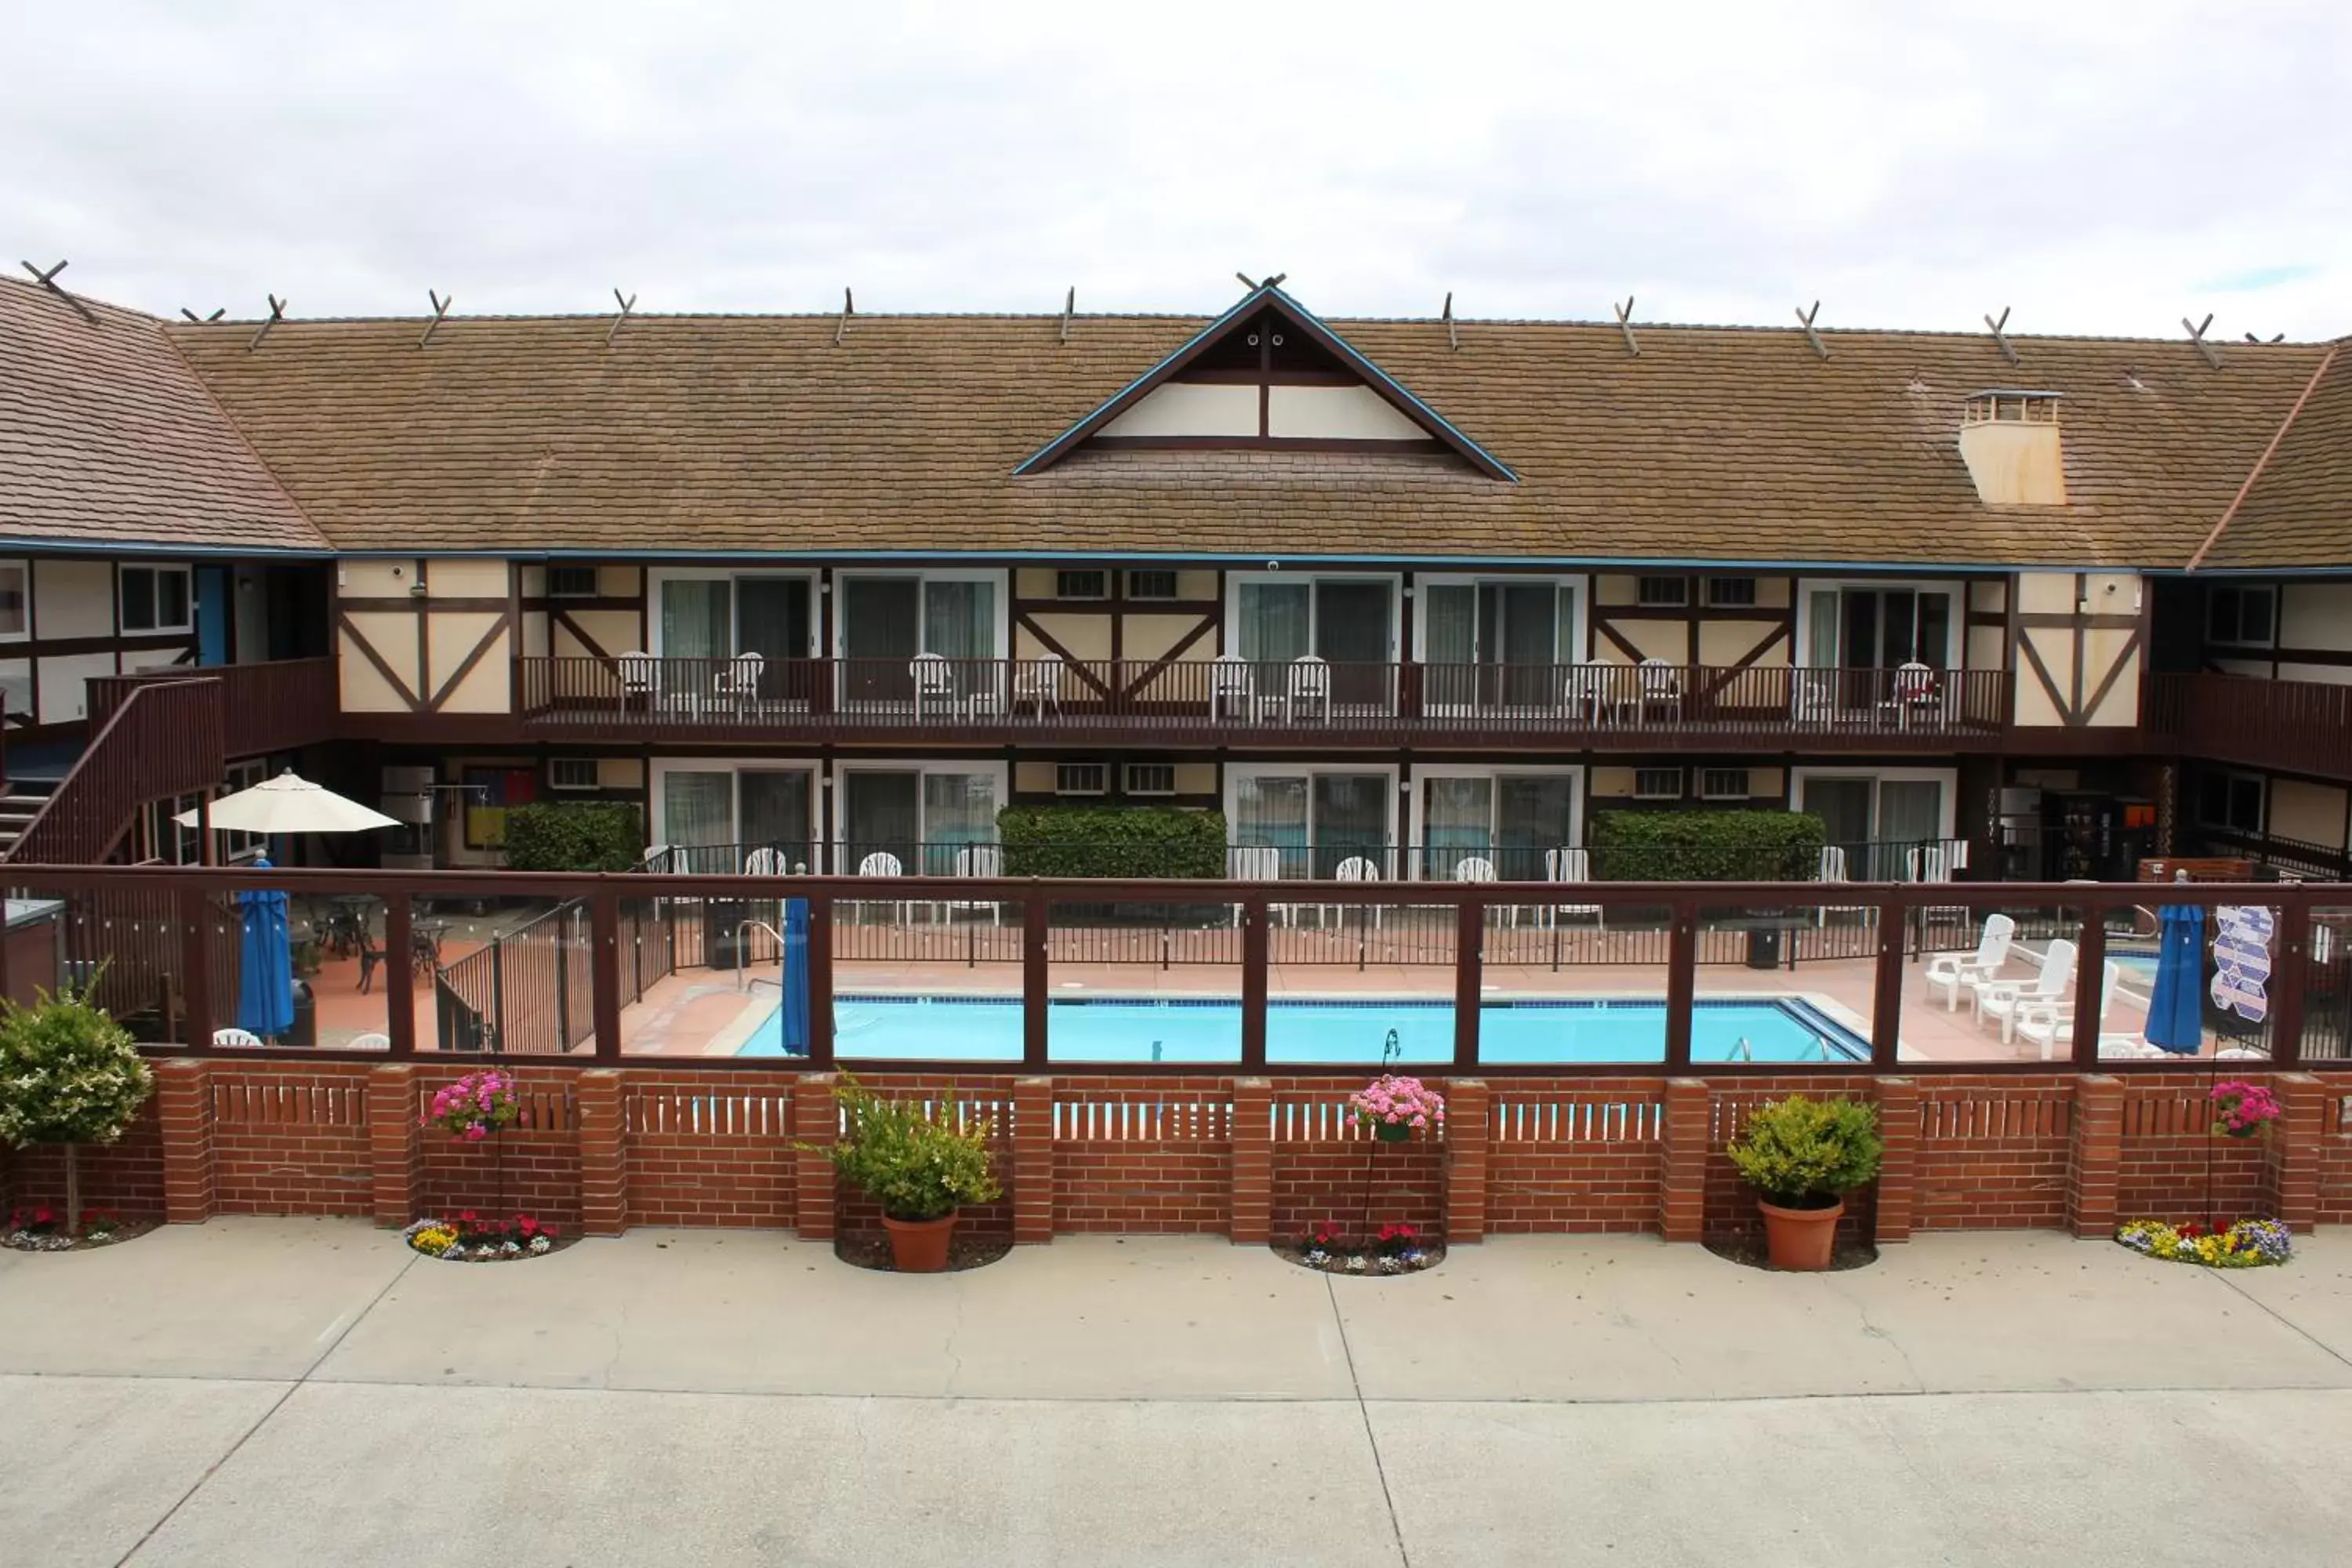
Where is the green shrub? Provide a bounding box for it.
[1726,1095,1882,1209]
[0,984,154,1233]
[805,1075,1003,1221]
[998,806,1228,879]
[500,802,643,873]
[1588,809,1825,881]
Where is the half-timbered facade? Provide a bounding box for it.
[4,272,2349,880]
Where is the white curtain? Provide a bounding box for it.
[1424,778,1491,880]
[1238,582,1311,662]
[923,580,993,660]
[661,580,731,659]
[662,771,734,873]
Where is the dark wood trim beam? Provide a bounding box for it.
[428,610,513,711]
[337,612,422,713]
[1084,435,1450,455]
[339,596,510,613]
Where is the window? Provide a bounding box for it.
[220,760,265,861]
[0,561,25,640]
[548,758,600,792]
[1704,576,1757,608]
[548,565,598,598]
[1634,768,1684,801]
[1125,762,1177,797]
[1056,570,1109,601]
[1637,575,1689,608]
[2207,586,2276,648]
[1127,569,1179,601]
[1698,768,1751,800]
[120,564,193,633]
[2198,771,2265,835]
[1055,762,1108,797]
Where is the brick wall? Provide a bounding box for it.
[1912,1074,2074,1231]
[1486,1080,1662,1233]
[53,1058,2352,1246]
[1051,1076,1232,1233]
[209,1063,374,1217]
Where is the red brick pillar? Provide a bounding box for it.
[2067,1074,2123,1237]
[1229,1077,1272,1245]
[794,1072,837,1242]
[1872,1077,1918,1244]
[1443,1079,1490,1244]
[1012,1076,1054,1245]
[576,1069,626,1237]
[154,1058,214,1225]
[1658,1077,1711,1243]
[367,1063,421,1228]
[2264,1073,2325,1233]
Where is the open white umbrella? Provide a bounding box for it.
[173,772,401,835]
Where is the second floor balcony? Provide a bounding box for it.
[517,655,2012,750]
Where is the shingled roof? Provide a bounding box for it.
[2193,343,2352,572]
[0,277,327,553]
[151,296,2339,568]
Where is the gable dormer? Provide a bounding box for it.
[1017,285,1515,480]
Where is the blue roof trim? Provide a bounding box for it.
[348,546,2140,572]
[0,535,332,560]
[1012,283,1518,481]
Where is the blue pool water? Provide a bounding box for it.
[737,995,1867,1065]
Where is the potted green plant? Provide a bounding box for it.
[0,984,154,1240]
[809,1075,1001,1272]
[1726,1094,1882,1271]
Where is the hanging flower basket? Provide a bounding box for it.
[1348,1075,1444,1142]
[2210,1080,2281,1141]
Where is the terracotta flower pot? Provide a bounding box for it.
[1758,1197,1844,1272]
[881,1212,958,1272]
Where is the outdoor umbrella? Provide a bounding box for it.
[2145,902,2206,1054]
[781,898,811,1056]
[237,857,296,1039]
[173,772,401,836]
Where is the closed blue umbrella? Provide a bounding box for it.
[237,858,296,1039]
[2144,902,2205,1054]
[781,897,811,1056]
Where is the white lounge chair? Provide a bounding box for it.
[1816,843,1871,929]
[742,847,789,876]
[1012,656,1063,720]
[1544,846,1602,930]
[1977,938,2078,1045]
[1924,913,2017,1011]
[1288,655,1331,721]
[909,653,954,720]
[2016,959,2120,1061]
[212,1027,265,1048]
[947,844,1005,926]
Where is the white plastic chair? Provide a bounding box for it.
[713,650,764,713]
[1791,667,1837,726]
[1326,854,1385,930]
[2017,960,2122,1061]
[858,849,911,927]
[1978,938,2078,1045]
[909,653,954,720]
[617,651,656,713]
[212,1027,264,1048]
[1637,660,1683,723]
[1563,664,1608,724]
[949,844,1004,925]
[1454,855,1497,883]
[1230,844,1294,928]
[1013,657,1063,720]
[1210,655,1254,720]
[1544,847,1603,930]
[1925,913,2016,1011]
[1288,655,1331,721]
[1895,661,1940,727]
[347,1032,392,1051]
[742,847,789,876]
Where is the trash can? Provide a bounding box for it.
[1746,927,1783,971]
[284,980,318,1050]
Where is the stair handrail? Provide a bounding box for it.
[5,678,227,865]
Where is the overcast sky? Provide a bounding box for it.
[6,2,2347,338]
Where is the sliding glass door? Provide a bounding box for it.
[841,768,1000,876]
[1423,581,1573,710]
[1418,771,1578,880]
[1232,575,1396,710]
[658,764,817,873]
[1799,772,1947,880]
[1230,769,1393,878]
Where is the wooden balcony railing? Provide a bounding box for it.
[2150,673,2352,781]
[89,658,339,762]
[6,680,225,864]
[517,657,2011,744]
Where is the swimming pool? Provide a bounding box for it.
[736,994,1867,1065]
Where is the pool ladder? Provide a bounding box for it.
[733,920,789,994]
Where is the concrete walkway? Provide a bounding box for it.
[7,1223,2352,1566]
